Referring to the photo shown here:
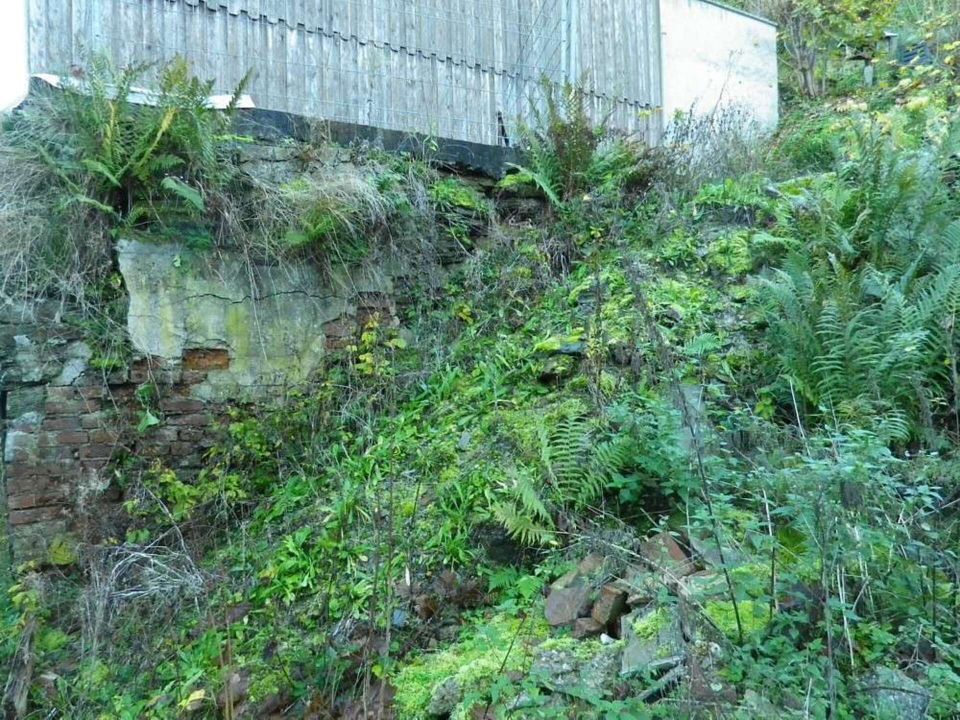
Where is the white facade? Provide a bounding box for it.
[0,0,28,111]
[659,0,779,130]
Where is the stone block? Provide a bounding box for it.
[9,412,43,431]
[640,532,695,578]
[4,430,38,463]
[573,617,605,640]
[4,386,46,419]
[545,580,592,627]
[592,584,628,627]
[53,341,92,385]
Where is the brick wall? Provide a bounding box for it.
[0,160,496,564]
[0,297,401,563]
[2,348,229,561]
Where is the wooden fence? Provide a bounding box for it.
[26,0,664,145]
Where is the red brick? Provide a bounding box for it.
[5,464,36,480]
[56,431,89,445]
[80,398,102,413]
[45,387,78,401]
[88,429,120,444]
[78,386,107,400]
[9,506,65,526]
[7,494,37,510]
[8,487,68,510]
[105,386,136,402]
[182,348,231,371]
[79,445,116,460]
[166,413,211,427]
[44,401,84,416]
[43,417,81,431]
[159,398,207,414]
[7,473,59,491]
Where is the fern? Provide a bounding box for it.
[492,472,556,545]
[492,403,639,545]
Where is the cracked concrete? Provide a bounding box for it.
[117,238,392,399]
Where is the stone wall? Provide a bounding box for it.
[0,242,406,563]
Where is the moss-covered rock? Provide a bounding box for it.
[392,613,549,719]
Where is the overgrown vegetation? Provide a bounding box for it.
[5,3,960,717]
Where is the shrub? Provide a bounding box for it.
[0,56,248,307]
[755,124,960,440]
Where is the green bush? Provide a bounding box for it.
[756,124,960,440]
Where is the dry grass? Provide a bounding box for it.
[79,538,204,659]
[0,115,114,312]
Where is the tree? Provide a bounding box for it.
[750,0,897,97]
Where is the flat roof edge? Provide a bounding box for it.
[685,0,778,29]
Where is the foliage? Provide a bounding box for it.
[756,125,960,439]
[0,55,248,306]
[393,613,548,719]
[749,0,897,98]
[10,24,960,720]
[503,80,601,207]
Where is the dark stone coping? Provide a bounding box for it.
[234,108,518,178]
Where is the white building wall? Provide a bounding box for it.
[0,0,29,111]
[658,0,778,130]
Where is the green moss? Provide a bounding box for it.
[429,178,487,213]
[392,613,549,719]
[47,535,77,566]
[533,331,585,354]
[632,607,670,640]
[537,636,609,662]
[705,231,753,277]
[704,600,770,639]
